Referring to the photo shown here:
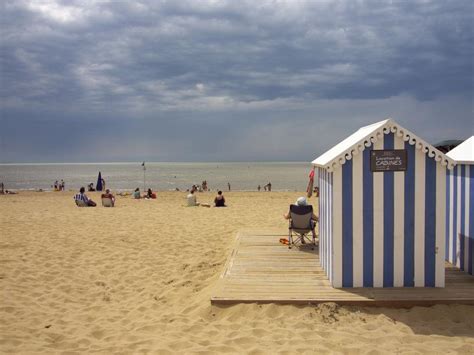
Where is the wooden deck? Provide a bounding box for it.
[211,231,474,307]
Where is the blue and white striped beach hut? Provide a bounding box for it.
[312,119,455,288]
[446,136,474,275]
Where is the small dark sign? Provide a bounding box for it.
[370,150,407,172]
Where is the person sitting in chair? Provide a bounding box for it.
[101,189,115,206]
[284,196,317,219]
[74,187,96,207]
[214,190,226,207]
[284,196,317,244]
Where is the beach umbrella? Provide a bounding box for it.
[96,171,103,191]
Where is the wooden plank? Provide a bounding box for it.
[211,231,474,306]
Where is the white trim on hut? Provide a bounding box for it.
[446,136,474,275]
[312,118,455,288]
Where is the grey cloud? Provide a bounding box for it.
[0,0,472,162]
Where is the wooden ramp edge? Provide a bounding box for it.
[211,231,474,307]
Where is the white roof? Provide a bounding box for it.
[312,119,389,167]
[446,136,474,164]
[312,118,455,171]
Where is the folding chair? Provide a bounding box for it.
[288,204,317,249]
[101,197,114,207]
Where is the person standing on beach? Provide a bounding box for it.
[258,185,261,191]
[227,182,231,191]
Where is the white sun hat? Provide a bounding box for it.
[296,196,307,206]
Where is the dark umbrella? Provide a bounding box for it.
[96,172,103,191]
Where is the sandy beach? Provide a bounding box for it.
[1,191,473,354]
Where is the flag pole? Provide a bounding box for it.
[142,161,146,193]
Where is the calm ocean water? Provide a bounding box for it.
[0,162,313,191]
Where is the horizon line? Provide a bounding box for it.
[0,160,311,166]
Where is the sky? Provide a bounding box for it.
[1,0,473,163]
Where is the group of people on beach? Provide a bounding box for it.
[74,185,161,207]
[87,178,105,192]
[73,187,116,207]
[0,182,17,195]
[74,184,229,209]
[189,180,215,192]
[187,181,272,193]
[132,188,156,199]
[53,180,65,191]
[257,182,272,191]
[73,176,276,209]
[186,189,226,208]
[73,185,318,247]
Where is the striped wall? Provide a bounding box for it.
[319,132,447,288]
[318,167,333,282]
[446,164,474,275]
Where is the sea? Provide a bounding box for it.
[0,162,313,192]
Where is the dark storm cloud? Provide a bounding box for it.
[0,0,472,162]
